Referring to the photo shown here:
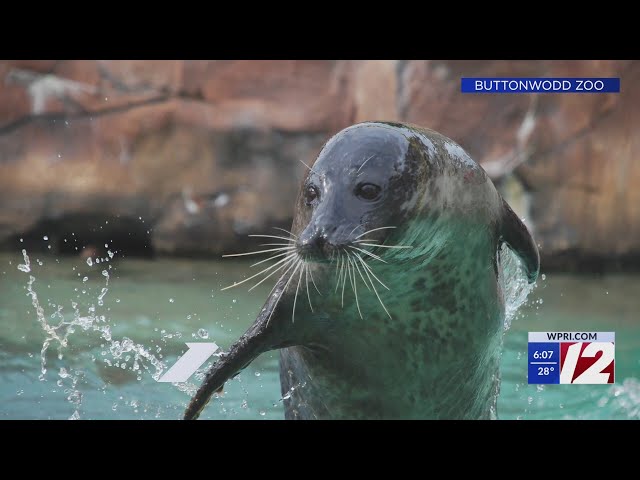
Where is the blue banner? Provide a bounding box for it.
[461,78,620,93]
[528,342,560,385]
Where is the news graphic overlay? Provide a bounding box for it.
[461,78,620,94]
[528,332,615,385]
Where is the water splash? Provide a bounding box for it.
[498,243,537,331]
[20,249,170,419]
[17,249,30,273]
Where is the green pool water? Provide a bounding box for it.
[0,251,638,420]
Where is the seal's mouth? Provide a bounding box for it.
[296,241,340,264]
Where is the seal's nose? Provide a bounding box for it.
[314,235,327,250]
[298,227,333,261]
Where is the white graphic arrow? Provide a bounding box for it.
[157,342,219,383]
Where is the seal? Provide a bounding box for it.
[184,121,539,420]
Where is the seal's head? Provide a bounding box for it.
[294,122,429,263]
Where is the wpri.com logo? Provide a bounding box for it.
[528,332,615,384]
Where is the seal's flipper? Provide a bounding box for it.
[499,198,540,284]
[183,275,291,420]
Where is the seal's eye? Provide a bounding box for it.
[305,185,319,205]
[355,183,382,201]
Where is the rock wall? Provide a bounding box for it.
[0,60,637,271]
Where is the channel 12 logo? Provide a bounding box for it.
[528,332,615,384]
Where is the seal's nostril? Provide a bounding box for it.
[315,235,326,249]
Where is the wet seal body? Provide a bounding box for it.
[184,121,539,420]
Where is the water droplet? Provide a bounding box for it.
[115,298,120,303]
[43,235,48,241]
[241,399,248,409]
[232,299,237,304]
[254,371,261,377]
[197,329,209,339]
[169,298,174,303]
[96,258,101,264]
[86,258,93,266]
[541,274,546,281]
[104,243,109,248]
[19,238,23,243]
[82,276,88,283]
[539,299,544,304]
[259,410,266,416]
[606,291,609,295]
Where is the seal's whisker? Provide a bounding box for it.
[258,243,296,247]
[223,247,295,258]
[341,254,348,308]
[264,255,299,299]
[272,226,298,239]
[221,253,297,291]
[348,224,362,238]
[354,239,380,244]
[308,265,322,295]
[248,234,296,243]
[299,159,319,175]
[359,243,412,249]
[266,258,301,327]
[347,256,363,319]
[248,255,298,292]
[339,252,349,296]
[335,251,343,293]
[356,154,376,174]
[355,253,390,291]
[349,245,387,263]
[304,263,314,313]
[292,261,304,323]
[355,226,396,239]
[349,251,371,291]
[354,253,392,319]
[250,250,293,267]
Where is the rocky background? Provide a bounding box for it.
[0,60,637,271]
